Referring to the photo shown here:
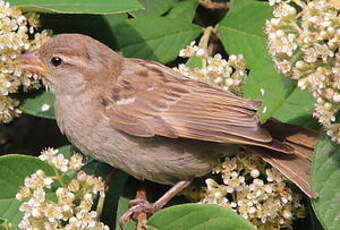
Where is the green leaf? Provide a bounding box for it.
[272,89,319,129]
[57,145,113,178]
[0,155,56,229]
[167,0,198,22]
[0,216,11,230]
[40,14,123,50]
[218,0,296,122]
[10,0,142,15]
[132,0,176,17]
[185,56,203,68]
[147,204,256,230]
[19,90,55,119]
[242,65,295,122]
[101,171,130,229]
[82,159,112,178]
[311,135,340,230]
[115,196,136,230]
[57,145,75,159]
[111,16,202,63]
[104,14,129,27]
[218,0,272,69]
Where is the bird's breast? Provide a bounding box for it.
[54,95,105,150]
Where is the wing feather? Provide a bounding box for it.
[103,58,274,146]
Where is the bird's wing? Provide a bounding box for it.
[101,58,278,148]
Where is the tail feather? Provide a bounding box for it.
[247,119,319,198]
[254,138,294,154]
[263,119,317,160]
[248,146,318,198]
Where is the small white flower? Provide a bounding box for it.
[250,169,260,178]
[333,94,340,103]
[260,88,265,96]
[253,179,264,187]
[196,48,205,56]
[248,207,256,214]
[281,197,289,204]
[231,171,238,178]
[43,177,53,187]
[69,153,84,171]
[84,193,92,200]
[283,209,292,219]
[264,185,273,194]
[52,154,69,172]
[41,103,50,112]
[269,0,281,6]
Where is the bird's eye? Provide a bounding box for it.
[50,56,63,67]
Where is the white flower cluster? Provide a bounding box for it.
[176,41,247,94]
[200,153,305,230]
[39,148,85,172]
[265,0,339,143]
[0,0,50,123]
[16,148,109,230]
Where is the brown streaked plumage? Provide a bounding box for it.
[104,58,293,152]
[17,34,317,226]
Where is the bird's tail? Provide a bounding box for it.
[263,119,317,160]
[247,119,318,198]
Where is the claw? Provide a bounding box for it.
[128,198,150,208]
[119,180,191,230]
[119,209,134,230]
[119,200,155,230]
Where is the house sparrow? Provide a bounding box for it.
[17,33,311,226]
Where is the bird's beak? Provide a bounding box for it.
[16,50,49,74]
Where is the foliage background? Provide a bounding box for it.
[0,0,339,229]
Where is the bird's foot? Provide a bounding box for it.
[119,199,157,229]
[118,180,192,230]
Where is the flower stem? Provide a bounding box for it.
[198,26,214,75]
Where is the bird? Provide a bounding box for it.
[17,33,316,227]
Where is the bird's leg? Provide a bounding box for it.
[119,180,192,229]
[131,182,147,230]
[104,168,117,185]
[118,181,148,230]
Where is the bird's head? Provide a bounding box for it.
[17,33,121,95]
